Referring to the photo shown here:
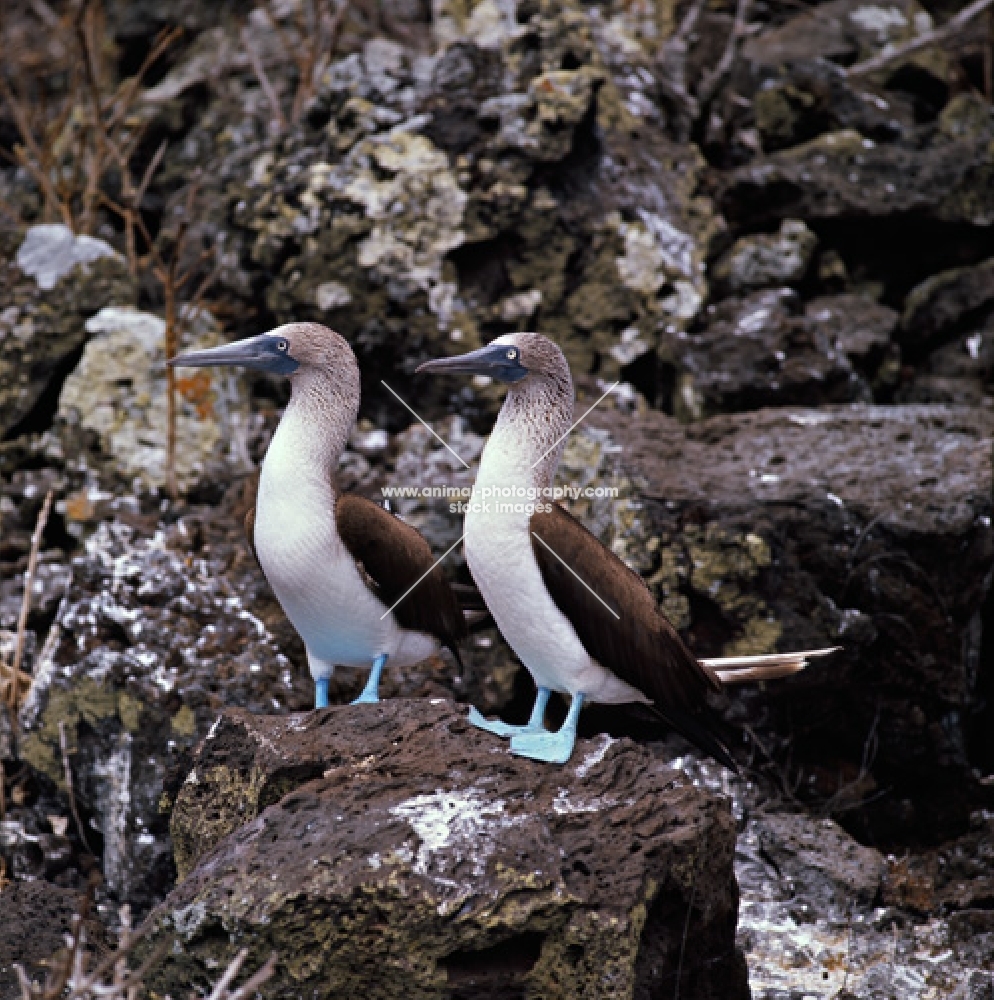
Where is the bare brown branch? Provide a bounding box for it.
[242,24,288,133]
[846,0,994,78]
[697,0,752,109]
[10,489,53,695]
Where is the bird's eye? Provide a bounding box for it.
[277,340,288,352]
[506,348,517,360]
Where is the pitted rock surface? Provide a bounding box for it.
[589,404,994,844]
[154,701,746,1000]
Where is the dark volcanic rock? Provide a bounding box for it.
[712,219,818,295]
[752,61,918,152]
[588,403,994,844]
[666,289,871,418]
[742,0,931,70]
[0,882,94,1000]
[152,701,747,1000]
[901,257,994,355]
[720,127,994,230]
[15,513,312,913]
[0,226,135,439]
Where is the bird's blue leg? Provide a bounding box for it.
[351,653,388,705]
[314,677,330,709]
[467,687,551,738]
[510,693,585,764]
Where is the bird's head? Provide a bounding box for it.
[416,332,569,391]
[167,322,354,380]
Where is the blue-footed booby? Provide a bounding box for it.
[169,323,469,709]
[419,333,838,766]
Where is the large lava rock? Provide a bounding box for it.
[0,226,135,438]
[159,0,721,420]
[588,403,994,844]
[147,701,747,1000]
[15,512,312,913]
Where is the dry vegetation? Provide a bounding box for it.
[0,0,219,495]
[14,904,276,1000]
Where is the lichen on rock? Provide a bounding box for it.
[0,227,135,437]
[57,306,254,492]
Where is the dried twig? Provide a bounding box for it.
[846,0,994,78]
[657,0,709,130]
[985,6,993,101]
[697,0,752,109]
[0,489,55,715]
[59,720,95,857]
[14,910,275,1000]
[242,25,288,133]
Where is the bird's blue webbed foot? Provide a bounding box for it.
[315,677,330,709]
[351,653,388,705]
[510,693,584,764]
[468,687,551,738]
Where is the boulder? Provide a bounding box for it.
[56,306,255,493]
[0,226,135,439]
[148,701,747,1000]
[901,257,994,356]
[737,804,994,999]
[664,289,872,419]
[15,511,311,913]
[167,0,719,413]
[585,403,994,844]
[712,219,818,294]
[0,882,99,999]
[720,127,994,230]
[742,0,935,71]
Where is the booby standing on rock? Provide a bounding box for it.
[170,323,468,709]
[419,333,838,766]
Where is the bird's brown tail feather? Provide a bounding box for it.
[702,647,840,685]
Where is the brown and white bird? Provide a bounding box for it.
[169,323,468,709]
[419,332,837,766]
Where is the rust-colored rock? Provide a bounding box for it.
[150,700,747,1000]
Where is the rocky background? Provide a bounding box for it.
[2,0,993,997]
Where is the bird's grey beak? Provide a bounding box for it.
[167,333,299,375]
[416,344,527,383]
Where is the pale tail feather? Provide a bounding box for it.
[701,647,841,685]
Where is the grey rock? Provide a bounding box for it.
[16,225,119,292]
[666,289,867,419]
[901,257,994,353]
[16,514,311,912]
[753,61,917,152]
[743,0,939,71]
[721,127,994,230]
[56,307,254,492]
[0,229,135,438]
[0,882,93,999]
[713,219,818,294]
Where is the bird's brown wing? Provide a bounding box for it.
[236,470,261,566]
[336,493,467,668]
[529,504,736,769]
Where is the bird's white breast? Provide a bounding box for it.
[253,420,437,669]
[465,435,645,704]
